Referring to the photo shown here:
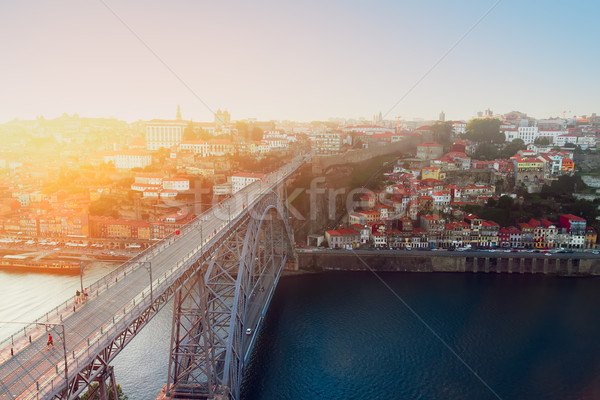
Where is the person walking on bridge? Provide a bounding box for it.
[46,333,54,349]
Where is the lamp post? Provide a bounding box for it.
[78,260,88,295]
[139,261,153,303]
[1,321,69,393]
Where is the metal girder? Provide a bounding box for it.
[48,250,214,400]
[166,191,295,400]
[1,160,304,400]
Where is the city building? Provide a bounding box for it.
[559,214,586,235]
[105,151,152,169]
[145,120,187,151]
[416,142,444,160]
[231,172,266,194]
[325,227,360,249]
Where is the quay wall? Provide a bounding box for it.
[296,251,600,276]
[311,136,422,174]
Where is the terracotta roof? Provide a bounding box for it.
[418,141,441,147]
[326,228,359,236]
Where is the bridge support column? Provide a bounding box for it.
[164,192,295,400]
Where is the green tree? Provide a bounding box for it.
[80,383,128,400]
[183,121,196,141]
[429,121,453,145]
[497,195,514,211]
[465,118,504,143]
[235,120,249,138]
[486,197,497,207]
[534,137,550,145]
[117,176,134,189]
[474,142,499,160]
[500,138,526,158]
[541,175,586,196]
[250,127,264,141]
[89,196,119,218]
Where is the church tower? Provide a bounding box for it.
[176,104,182,120]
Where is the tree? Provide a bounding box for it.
[117,176,134,189]
[465,118,504,143]
[250,127,264,141]
[429,121,453,145]
[534,137,550,145]
[183,121,196,141]
[80,383,128,400]
[541,175,586,196]
[89,196,119,218]
[486,197,497,207]
[570,199,599,222]
[500,138,526,158]
[497,195,514,211]
[474,142,498,160]
[235,120,249,138]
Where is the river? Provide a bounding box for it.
[1,268,600,399]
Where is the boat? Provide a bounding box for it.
[0,259,80,274]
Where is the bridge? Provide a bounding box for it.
[0,155,308,400]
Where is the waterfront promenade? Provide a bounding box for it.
[297,248,600,275]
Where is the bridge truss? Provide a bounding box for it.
[164,191,294,400]
[0,163,298,400]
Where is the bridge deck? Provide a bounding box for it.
[0,156,305,399]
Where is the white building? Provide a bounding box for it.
[146,120,186,151]
[310,132,344,154]
[351,224,371,244]
[255,141,271,155]
[132,183,161,192]
[505,126,568,144]
[341,125,390,135]
[179,139,234,157]
[326,228,360,249]
[577,135,597,149]
[431,191,451,207]
[556,134,578,147]
[213,182,232,196]
[265,138,289,150]
[452,121,467,135]
[105,151,152,169]
[371,232,387,248]
[231,172,265,194]
[163,178,190,191]
[134,174,163,185]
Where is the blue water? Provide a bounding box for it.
[241,272,600,400]
[7,267,598,399]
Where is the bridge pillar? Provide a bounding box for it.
[164,192,295,400]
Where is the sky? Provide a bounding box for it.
[1,0,599,123]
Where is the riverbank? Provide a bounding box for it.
[296,249,600,276]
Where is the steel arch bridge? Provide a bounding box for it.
[163,191,294,400]
[0,157,303,400]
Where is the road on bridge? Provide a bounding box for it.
[0,155,307,400]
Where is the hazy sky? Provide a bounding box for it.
[1,0,599,123]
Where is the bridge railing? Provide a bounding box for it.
[0,155,306,367]
[36,203,247,399]
[1,156,307,398]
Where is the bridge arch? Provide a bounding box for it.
[164,190,294,400]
